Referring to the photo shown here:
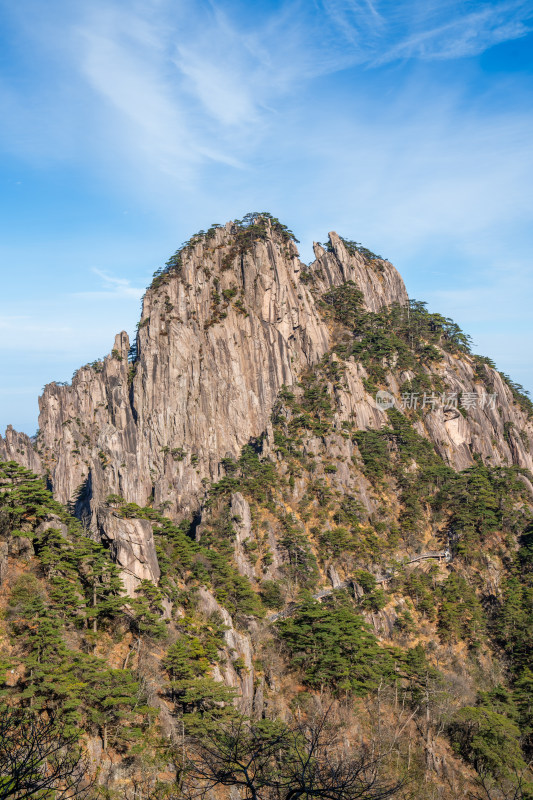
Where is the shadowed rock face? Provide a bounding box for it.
[2,218,533,594]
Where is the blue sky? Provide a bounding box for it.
[1,0,532,435]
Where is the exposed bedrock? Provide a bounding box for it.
[2,218,532,586]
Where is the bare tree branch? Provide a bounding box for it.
[0,706,92,800]
[183,709,405,800]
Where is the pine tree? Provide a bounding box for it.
[83,664,148,751]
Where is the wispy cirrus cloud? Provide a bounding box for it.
[319,0,533,63]
[3,0,531,183]
[76,6,246,178]
[72,269,145,300]
[373,1,533,63]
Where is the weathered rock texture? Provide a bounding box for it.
[314,355,533,474]
[0,425,41,473]
[311,234,408,310]
[32,221,408,525]
[230,492,255,581]
[96,508,160,596]
[3,218,533,584]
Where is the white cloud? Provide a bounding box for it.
[374,2,533,64]
[319,0,533,64]
[320,0,386,47]
[175,47,257,128]
[75,3,248,181]
[3,0,531,187]
[71,269,145,300]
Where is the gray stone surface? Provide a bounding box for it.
[0,425,42,473]
[30,222,410,526]
[97,508,160,596]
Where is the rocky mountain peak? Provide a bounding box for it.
[28,218,408,526]
[2,215,532,596]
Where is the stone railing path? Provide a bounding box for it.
[267,550,450,622]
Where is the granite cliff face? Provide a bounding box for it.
[0,425,41,474]
[28,221,408,520]
[2,216,532,593]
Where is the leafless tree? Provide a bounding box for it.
[182,709,405,800]
[474,764,533,800]
[0,706,92,800]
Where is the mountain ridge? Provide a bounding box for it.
[2,215,531,548]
